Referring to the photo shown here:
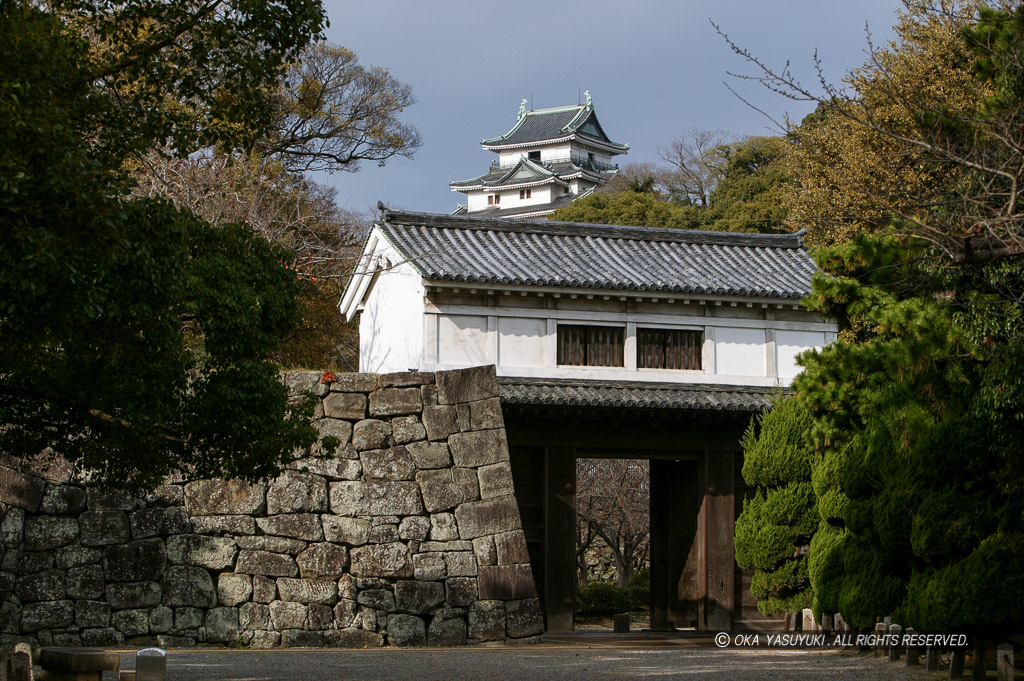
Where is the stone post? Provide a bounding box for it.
[996,642,1014,681]
[950,648,965,679]
[821,613,833,634]
[926,646,941,671]
[888,624,903,662]
[905,627,920,666]
[971,639,987,681]
[0,652,31,681]
[874,622,888,657]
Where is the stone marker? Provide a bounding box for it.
[0,651,31,681]
[136,648,166,681]
[905,627,920,666]
[613,613,630,633]
[949,648,965,679]
[874,622,887,656]
[926,646,941,672]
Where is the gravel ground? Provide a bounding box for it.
[106,645,934,681]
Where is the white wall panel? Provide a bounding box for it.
[776,330,826,379]
[439,315,489,365]
[715,327,767,377]
[497,317,546,367]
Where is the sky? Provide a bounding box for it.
[320,1,906,217]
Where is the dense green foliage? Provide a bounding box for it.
[0,3,328,490]
[550,135,792,233]
[735,397,817,616]
[576,582,635,616]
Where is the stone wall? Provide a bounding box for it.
[0,366,543,648]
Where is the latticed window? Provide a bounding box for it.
[637,328,702,370]
[557,325,624,367]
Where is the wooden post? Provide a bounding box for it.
[874,622,888,656]
[926,647,941,671]
[544,446,576,633]
[703,451,735,631]
[996,643,1014,681]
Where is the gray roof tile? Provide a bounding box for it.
[482,106,627,150]
[374,210,816,299]
[498,377,777,412]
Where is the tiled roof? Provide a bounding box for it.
[498,377,777,412]
[458,195,577,219]
[482,105,627,151]
[451,159,603,190]
[373,209,816,299]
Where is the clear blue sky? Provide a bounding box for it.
[321,1,905,216]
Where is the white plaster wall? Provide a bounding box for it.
[715,327,767,377]
[775,330,826,379]
[359,253,424,373]
[542,144,571,162]
[467,191,493,212]
[498,317,547,367]
[438,315,490,365]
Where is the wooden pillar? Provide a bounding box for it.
[650,459,671,631]
[544,446,576,632]
[650,459,699,631]
[702,450,735,630]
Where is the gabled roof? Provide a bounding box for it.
[498,377,777,412]
[481,100,628,153]
[364,209,816,299]
[450,158,567,191]
[455,194,579,220]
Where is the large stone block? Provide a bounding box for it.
[444,551,478,577]
[79,511,130,546]
[129,507,190,539]
[412,552,446,581]
[328,373,379,393]
[54,546,101,570]
[235,550,298,577]
[314,417,353,446]
[323,392,366,420]
[217,573,252,606]
[13,550,53,574]
[323,628,383,648]
[0,466,46,512]
[162,565,217,607]
[87,487,136,511]
[436,366,497,404]
[190,515,256,536]
[235,536,307,555]
[296,542,348,579]
[391,416,426,445]
[23,515,78,551]
[405,441,451,469]
[204,607,239,643]
[417,469,464,513]
[386,614,426,647]
[445,577,478,607]
[477,462,515,500]
[495,530,530,566]
[75,600,111,628]
[448,430,509,468]
[467,600,505,642]
[267,472,328,514]
[269,601,307,630]
[15,569,65,601]
[322,516,371,546]
[472,536,497,567]
[174,606,205,629]
[421,405,459,442]
[398,516,430,541]
[329,481,423,517]
[427,612,466,647]
[66,564,106,600]
[147,484,184,507]
[1,506,25,546]
[349,542,413,578]
[469,397,504,430]
[505,598,544,638]
[478,565,537,601]
[106,581,161,609]
[104,539,166,582]
[357,589,395,612]
[395,580,444,615]
[368,388,421,417]
[429,513,459,541]
[40,484,87,515]
[20,600,74,632]
[361,447,415,481]
[112,608,150,636]
[454,496,521,539]
[353,420,392,451]
[252,575,277,603]
[454,468,480,503]
[289,456,361,481]
[277,577,338,605]
[256,514,323,542]
[166,534,238,570]
[184,479,266,515]
[239,602,271,630]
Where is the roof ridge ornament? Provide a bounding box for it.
[584,90,592,108]
[518,98,528,121]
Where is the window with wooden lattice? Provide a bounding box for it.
[557,325,624,367]
[637,328,702,370]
